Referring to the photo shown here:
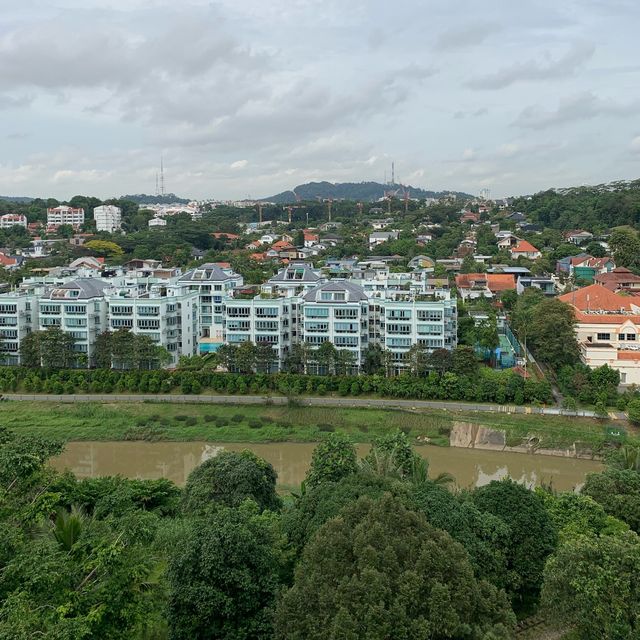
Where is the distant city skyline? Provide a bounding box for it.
[2,0,640,200]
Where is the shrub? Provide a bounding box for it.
[231,414,244,423]
[317,423,335,433]
[175,415,189,422]
[248,419,262,429]
[214,418,225,428]
[185,417,198,426]
[204,414,216,423]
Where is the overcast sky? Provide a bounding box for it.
[1,0,639,200]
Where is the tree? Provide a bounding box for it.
[542,531,640,640]
[313,341,337,375]
[84,240,124,259]
[451,345,478,375]
[284,342,310,374]
[403,343,429,376]
[411,483,511,589]
[19,327,77,369]
[168,504,283,640]
[609,228,640,270]
[627,398,640,425]
[361,343,385,375]
[280,473,402,555]
[334,348,356,375]
[305,433,358,489]
[528,299,580,370]
[536,489,628,542]
[426,347,453,374]
[471,479,557,604]
[275,494,516,640]
[181,450,281,515]
[581,468,640,532]
[362,430,417,478]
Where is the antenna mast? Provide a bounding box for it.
[391,161,395,185]
[160,155,165,196]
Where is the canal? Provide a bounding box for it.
[52,441,603,491]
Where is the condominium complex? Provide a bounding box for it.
[47,206,85,228]
[93,205,122,233]
[0,214,28,229]
[0,262,457,371]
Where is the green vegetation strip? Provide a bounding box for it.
[2,400,637,450]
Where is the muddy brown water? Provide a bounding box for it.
[52,441,603,491]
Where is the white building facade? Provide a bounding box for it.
[93,205,122,233]
[47,206,85,228]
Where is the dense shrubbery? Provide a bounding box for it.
[0,366,554,404]
[2,426,640,637]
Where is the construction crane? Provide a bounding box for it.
[284,205,304,224]
[402,187,411,215]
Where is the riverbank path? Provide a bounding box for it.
[1,393,629,422]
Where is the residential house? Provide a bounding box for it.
[460,211,480,224]
[516,277,556,296]
[369,219,393,230]
[369,231,399,248]
[564,230,594,245]
[408,255,436,271]
[595,267,640,293]
[455,273,516,300]
[303,232,319,247]
[148,217,167,228]
[558,284,640,385]
[510,240,541,260]
[556,254,615,283]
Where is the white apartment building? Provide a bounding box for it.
[0,264,457,372]
[178,263,244,353]
[38,279,110,364]
[47,206,85,228]
[93,205,122,233]
[149,217,167,228]
[104,283,198,366]
[0,291,38,365]
[223,297,294,370]
[0,214,27,229]
[369,231,399,248]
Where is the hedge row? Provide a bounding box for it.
[0,366,553,405]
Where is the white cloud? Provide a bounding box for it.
[230,160,249,170]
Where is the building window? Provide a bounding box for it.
[597,333,611,341]
[627,334,636,341]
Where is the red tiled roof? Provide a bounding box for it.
[558,284,635,312]
[455,273,516,292]
[0,252,17,267]
[618,351,640,361]
[511,240,539,253]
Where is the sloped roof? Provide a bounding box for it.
[558,284,636,312]
[303,280,368,302]
[269,263,321,283]
[179,263,234,282]
[48,278,109,299]
[511,240,540,253]
[455,273,516,292]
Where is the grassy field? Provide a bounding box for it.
[2,400,637,451]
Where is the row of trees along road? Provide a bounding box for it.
[1,426,639,638]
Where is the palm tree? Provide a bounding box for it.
[409,456,455,487]
[615,445,640,472]
[50,505,86,551]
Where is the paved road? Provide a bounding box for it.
[1,393,628,421]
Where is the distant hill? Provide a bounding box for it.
[120,193,190,205]
[0,195,34,203]
[261,181,472,204]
